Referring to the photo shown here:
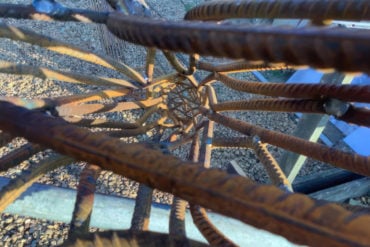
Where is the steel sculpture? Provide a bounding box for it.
[0,0,369,246]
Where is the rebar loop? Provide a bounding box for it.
[184,0,370,21]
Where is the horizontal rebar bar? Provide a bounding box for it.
[107,13,370,74]
[184,0,370,21]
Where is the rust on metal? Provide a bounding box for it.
[107,12,370,74]
[184,0,370,21]
[70,164,101,235]
[1,103,370,246]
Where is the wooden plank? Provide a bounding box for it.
[293,168,363,194]
[309,178,370,203]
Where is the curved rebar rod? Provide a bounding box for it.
[0,154,73,212]
[184,0,370,21]
[0,24,146,84]
[0,143,43,172]
[188,130,237,247]
[215,73,370,103]
[63,230,208,247]
[252,141,292,191]
[107,12,370,74]
[3,102,370,246]
[212,98,370,127]
[197,60,293,74]
[69,164,101,235]
[190,205,236,247]
[213,98,326,113]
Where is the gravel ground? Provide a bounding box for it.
[0,0,366,246]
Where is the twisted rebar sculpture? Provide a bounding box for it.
[0,0,370,246]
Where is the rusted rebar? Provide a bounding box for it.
[70,164,101,235]
[2,99,370,246]
[184,0,370,21]
[107,12,370,74]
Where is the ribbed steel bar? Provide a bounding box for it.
[2,102,370,246]
[107,13,370,74]
[0,4,109,23]
[190,205,236,247]
[189,129,236,247]
[167,126,188,244]
[63,230,207,247]
[0,24,146,84]
[215,73,370,103]
[0,143,43,172]
[169,197,188,245]
[0,60,137,88]
[252,141,292,191]
[184,0,370,21]
[0,154,73,212]
[213,98,325,113]
[70,164,101,235]
[163,51,187,74]
[212,136,254,149]
[201,108,370,178]
[212,99,370,127]
[197,60,292,73]
[130,184,153,232]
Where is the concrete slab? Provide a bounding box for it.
[0,178,299,246]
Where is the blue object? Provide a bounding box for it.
[32,0,68,16]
